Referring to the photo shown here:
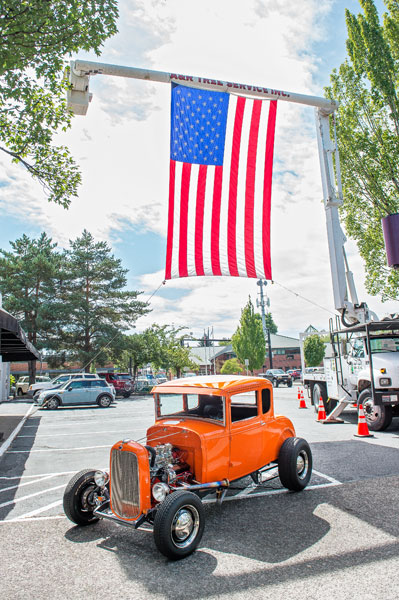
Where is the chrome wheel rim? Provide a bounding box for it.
[171,505,200,548]
[47,397,58,409]
[296,450,309,480]
[363,397,381,424]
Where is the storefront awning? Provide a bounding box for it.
[0,308,41,362]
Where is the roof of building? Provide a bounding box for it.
[0,308,41,362]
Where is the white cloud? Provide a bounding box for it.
[1,0,396,340]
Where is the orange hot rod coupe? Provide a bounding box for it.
[63,375,312,560]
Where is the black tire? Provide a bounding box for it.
[46,396,60,410]
[63,469,100,526]
[123,391,131,398]
[17,388,23,397]
[153,491,205,560]
[287,381,293,388]
[273,380,278,388]
[97,394,112,408]
[312,383,327,414]
[278,437,312,491]
[359,388,392,431]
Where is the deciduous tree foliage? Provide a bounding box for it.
[303,334,325,367]
[220,358,243,375]
[325,0,399,301]
[0,0,118,206]
[232,297,266,374]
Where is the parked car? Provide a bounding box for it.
[63,374,312,560]
[98,372,133,398]
[27,373,101,399]
[35,378,115,409]
[15,375,51,396]
[287,369,301,381]
[262,369,293,387]
[133,377,154,393]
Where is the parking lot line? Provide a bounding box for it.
[313,469,341,485]
[7,444,111,453]
[16,500,63,520]
[0,484,66,509]
[0,473,61,494]
[18,429,143,438]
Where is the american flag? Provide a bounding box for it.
[165,84,277,280]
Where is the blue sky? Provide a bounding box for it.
[0,0,396,339]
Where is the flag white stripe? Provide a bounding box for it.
[203,167,215,274]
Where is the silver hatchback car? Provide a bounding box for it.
[36,378,116,409]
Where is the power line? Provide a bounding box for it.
[272,280,336,316]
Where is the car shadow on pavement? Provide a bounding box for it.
[0,413,41,521]
[64,474,399,599]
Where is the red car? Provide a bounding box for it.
[98,372,133,397]
[287,369,301,381]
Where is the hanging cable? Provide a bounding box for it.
[271,280,336,316]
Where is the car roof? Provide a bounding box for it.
[152,374,271,394]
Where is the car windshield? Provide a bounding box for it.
[271,369,285,374]
[156,393,225,423]
[369,336,399,354]
[116,374,131,380]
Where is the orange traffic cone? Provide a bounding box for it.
[299,389,307,409]
[297,388,301,402]
[354,404,374,438]
[316,396,326,422]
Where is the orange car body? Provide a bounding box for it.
[109,375,296,520]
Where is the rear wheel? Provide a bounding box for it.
[63,469,100,526]
[312,383,327,414]
[278,437,312,491]
[97,394,112,408]
[359,388,392,431]
[153,491,205,560]
[17,388,23,397]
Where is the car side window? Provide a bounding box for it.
[262,388,271,414]
[68,380,88,389]
[231,392,258,422]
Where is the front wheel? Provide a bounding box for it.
[278,437,312,491]
[17,388,23,397]
[46,396,60,410]
[273,380,278,388]
[153,491,205,560]
[63,469,100,526]
[287,381,293,388]
[359,388,392,431]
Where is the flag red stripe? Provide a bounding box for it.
[227,96,245,277]
[195,165,207,276]
[262,100,277,279]
[244,100,262,277]
[211,166,223,275]
[179,162,191,277]
[165,160,176,280]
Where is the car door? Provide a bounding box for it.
[228,391,264,480]
[63,380,90,405]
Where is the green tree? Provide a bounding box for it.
[231,297,266,374]
[197,329,213,347]
[220,358,243,375]
[0,233,62,381]
[115,327,163,380]
[325,0,399,300]
[303,335,325,367]
[0,1,118,207]
[55,230,149,371]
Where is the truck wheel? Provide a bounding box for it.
[153,491,205,560]
[278,437,312,491]
[273,380,279,388]
[287,381,293,388]
[17,388,23,396]
[97,394,112,408]
[63,469,100,526]
[359,389,392,431]
[312,383,327,414]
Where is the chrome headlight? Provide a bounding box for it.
[379,377,392,387]
[94,470,109,488]
[152,482,170,502]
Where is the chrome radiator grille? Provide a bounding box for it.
[110,448,140,519]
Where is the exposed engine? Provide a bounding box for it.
[146,443,192,485]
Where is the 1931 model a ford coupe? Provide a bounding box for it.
[63,375,312,559]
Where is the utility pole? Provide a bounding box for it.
[257,280,273,369]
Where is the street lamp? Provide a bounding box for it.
[257,280,273,369]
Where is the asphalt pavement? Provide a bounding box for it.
[1,386,399,599]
